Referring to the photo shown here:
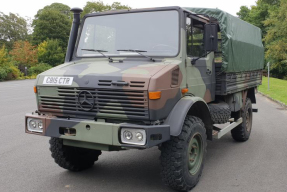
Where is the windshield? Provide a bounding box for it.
[76,10,179,58]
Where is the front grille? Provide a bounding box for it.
[39,87,149,120]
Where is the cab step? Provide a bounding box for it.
[213,117,243,139]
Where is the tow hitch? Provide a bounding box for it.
[60,127,76,136]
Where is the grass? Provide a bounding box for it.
[258,76,287,105]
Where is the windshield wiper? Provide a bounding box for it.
[117,49,155,62]
[81,49,113,62]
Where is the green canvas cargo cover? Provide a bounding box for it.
[184,8,265,73]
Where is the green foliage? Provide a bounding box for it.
[82,1,131,16]
[0,67,8,81]
[0,12,29,50]
[237,6,251,21]
[32,3,71,48]
[264,0,287,78]
[5,65,22,80]
[110,2,131,10]
[0,45,11,81]
[236,0,280,35]
[28,63,52,76]
[82,1,107,15]
[38,39,65,66]
[35,3,72,19]
[0,46,22,81]
[0,45,9,66]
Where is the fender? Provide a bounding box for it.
[164,96,213,140]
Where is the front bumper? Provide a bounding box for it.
[25,113,170,149]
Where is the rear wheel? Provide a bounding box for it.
[160,116,207,191]
[49,138,102,172]
[231,98,253,142]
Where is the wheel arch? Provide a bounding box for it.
[164,96,213,140]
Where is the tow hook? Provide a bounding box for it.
[60,127,76,136]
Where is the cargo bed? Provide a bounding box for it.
[215,63,262,95]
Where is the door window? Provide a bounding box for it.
[186,17,205,57]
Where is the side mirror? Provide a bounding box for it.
[204,24,218,52]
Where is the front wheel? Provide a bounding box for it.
[49,138,102,172]
[160,116,207,191]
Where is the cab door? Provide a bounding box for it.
[185,16,215,103]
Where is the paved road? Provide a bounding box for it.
[1,79,287,192]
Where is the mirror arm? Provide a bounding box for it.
[191,51,212,65]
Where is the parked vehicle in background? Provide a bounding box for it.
[25,6,264,191]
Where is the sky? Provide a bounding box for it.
[2,0,256,19]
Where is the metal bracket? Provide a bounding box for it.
[252,108,258,113]
[213,117,243,139]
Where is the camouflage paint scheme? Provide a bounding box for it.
[25,7,262,150]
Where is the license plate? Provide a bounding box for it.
[43,76,73,85]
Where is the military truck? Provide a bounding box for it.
[25,6,264,191]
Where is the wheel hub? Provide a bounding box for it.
[188,133,203,175]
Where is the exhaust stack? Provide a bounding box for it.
[65,7,83,63]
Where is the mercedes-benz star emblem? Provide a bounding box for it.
[77,91,95,111]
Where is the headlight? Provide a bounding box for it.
[121,128,146,146]
[27,118,44,133]
[124,131,133,140]
[30,120,36,128]
[38,122,43,129]
[135,132,143,141]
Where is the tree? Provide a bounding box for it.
[35,3,72,19]
[264,0,287,78]
[0,12,29,50]
[38,39,65,66]
[32,3,71,48]
[0,45,22,81]
[0,45,9,66]
[82,1,131,16]
[110,2,131,10]
[237,0,280,35]
[237,6,251,21]
[10,41,38,67]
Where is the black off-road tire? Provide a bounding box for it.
[209,102,231,124]
[160,116,207,191]
[49,138,102,172]
[231,98,253,142]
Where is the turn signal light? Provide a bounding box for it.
[34,86,37,93]
[149,91,161,100]
[181,88,188,94]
